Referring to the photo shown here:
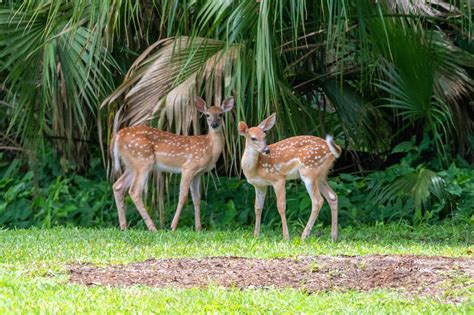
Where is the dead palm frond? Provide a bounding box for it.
[384,0,460,16]
[101,36,239,135]
[382,0,472,38]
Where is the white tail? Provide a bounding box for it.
[112,97,234,232]
[239,113,341,241]
[326,135,341,158]
[111,133,121,173]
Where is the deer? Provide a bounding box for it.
[111,97,234,232]
[238,113,341,241]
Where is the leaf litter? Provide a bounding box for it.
[69,255,473,302]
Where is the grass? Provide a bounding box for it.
[0,223,472,313]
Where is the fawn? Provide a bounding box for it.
[111,97,234,231]
[239,113,341,241]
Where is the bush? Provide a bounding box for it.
[1,140,472,229]
[0,152,117,228]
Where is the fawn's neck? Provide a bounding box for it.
[207,126,225,163]
[241,143,260,178]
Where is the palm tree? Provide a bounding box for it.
[102,0,473,172]
[1,0,472,226]
[0,0,166,169]
[1,0,472,172]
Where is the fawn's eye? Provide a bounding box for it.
[218,113,223,117]
[205,114,210,117]
[251,137,257,141]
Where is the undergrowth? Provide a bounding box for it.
[1,138,473,230]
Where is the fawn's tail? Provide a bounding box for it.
[325,135,341,158]
[110,133,121,173]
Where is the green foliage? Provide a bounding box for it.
[101,0,474,172]
[0,2,119,168]
[1,140,472,230]
[1,0,473,176]
[343,138,474,225]
[0,152,117,228]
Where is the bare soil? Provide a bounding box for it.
[69,255,473,301]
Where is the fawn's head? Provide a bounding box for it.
[238,113,276,155]
[195,97,234,129]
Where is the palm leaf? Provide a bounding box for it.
[321,79,386,150]
[101,36,238,134]
[371,165,446,222]
[0,2,117,168]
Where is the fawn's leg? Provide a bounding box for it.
[301,175,324,240]
[320,179,338,242]
[113,170,132,230]
[253,185,267,237]
[190,175,202,231]
[128,166,157,232]
[171,171,194,231]
[273,180,289,240]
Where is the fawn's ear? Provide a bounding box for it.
[258,113,276,131]
[195,97,207,113]
[221,97,234,113]
[238,122,248,136]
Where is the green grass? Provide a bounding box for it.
[0,223,472,314]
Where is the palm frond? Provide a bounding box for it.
[371,165,446,222]
[358,6,469,162]
[101,37,238,134]
[384,0,459,16]
[321,79,385,150]
[0,3,117,168]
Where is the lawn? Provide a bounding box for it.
[0,223,472,313]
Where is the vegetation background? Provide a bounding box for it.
[0,0,473,231]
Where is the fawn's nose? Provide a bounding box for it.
[263,147,270,154]
[211,122,219,129]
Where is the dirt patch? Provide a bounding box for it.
[69,255,473,301]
